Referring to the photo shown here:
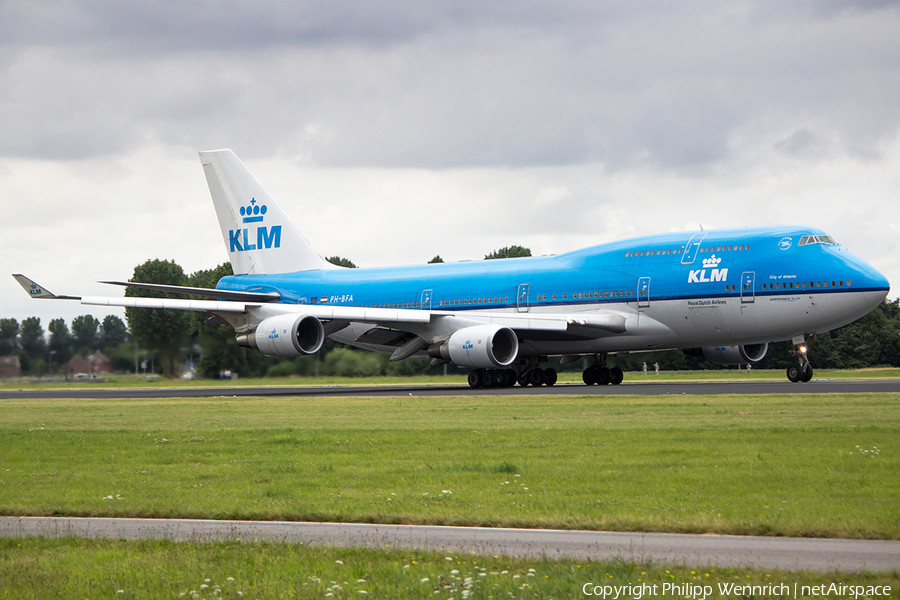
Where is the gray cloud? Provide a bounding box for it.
[1,0,897,172]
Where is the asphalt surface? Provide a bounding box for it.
[1,378,898,399]
[1,517,897,573]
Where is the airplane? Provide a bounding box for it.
[14,149,891,387]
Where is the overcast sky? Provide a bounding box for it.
[2,0,898,328]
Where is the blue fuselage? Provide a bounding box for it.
[217,226,889,319]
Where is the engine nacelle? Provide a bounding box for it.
[683,343,768,365]
[237,314,325,357]
[431,324,519,369]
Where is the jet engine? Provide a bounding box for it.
[236,314,325,357]
[428,324,519,369]
[682,343,768,365]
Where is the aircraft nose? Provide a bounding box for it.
[859,264,890,307]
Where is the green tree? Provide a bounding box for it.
[0,318,19,355]
[71,315,101,352]
[48,318,73,367]
[19,317,46,373]
[125,259,190,378]
[187,262,270,378]
[428,255,445,264]
[484,245,532,260]
[99,315,129,349]
[326,256,358,268]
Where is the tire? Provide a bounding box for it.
[597,366,612,385]
[786,364,802,383]
[481,370,496,388]
[528,368,546,387]
[610,367,624,385]
[467,371,481,388]
[801,363,813,382]
[543,368,558,386]
[582,367,597,385]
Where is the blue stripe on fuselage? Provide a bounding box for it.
[215,226,890,309]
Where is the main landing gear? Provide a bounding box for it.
[786,339,814,383]
[582,354,624,386]
[466,358,559,389]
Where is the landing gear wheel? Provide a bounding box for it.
[786,363,802,383]
[583,367,598,385]
[801,363,813,382]
[597,367,612,385]
[543,368,558,386]
[503,369,517,387]
[610,367,624,385]
[528,368,546,387]
[468,371,481,388]
[480,370,497,388]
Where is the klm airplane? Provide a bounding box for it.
[15,149,891,387]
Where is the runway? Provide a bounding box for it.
[1,378,897,399]
[1,517,896,573]
[0,375,900,400]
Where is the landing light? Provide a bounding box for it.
[799,345,808,354]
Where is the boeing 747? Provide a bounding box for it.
[15,149,891,386]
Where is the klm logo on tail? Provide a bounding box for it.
[229,198,282,253]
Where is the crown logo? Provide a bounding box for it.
[702,254,722,268]
[240,197,268,223]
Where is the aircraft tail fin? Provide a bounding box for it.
[199,149,330,275]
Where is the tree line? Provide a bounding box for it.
[0,313,131,375]
[3,248,898,378]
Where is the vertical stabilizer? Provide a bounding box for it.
[199,149,329,275]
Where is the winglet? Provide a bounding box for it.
[12,274,80,300]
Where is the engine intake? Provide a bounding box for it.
[429,324,519,369]
[683,343,768,365]
[236,314,325,357]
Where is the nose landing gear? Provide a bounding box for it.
[787,340,814,383]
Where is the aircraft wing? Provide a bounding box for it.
[13,274,628,337]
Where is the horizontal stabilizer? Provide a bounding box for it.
[12,274,80,300]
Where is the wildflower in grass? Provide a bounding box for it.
[420,578,430,583]
[335,560,344,565]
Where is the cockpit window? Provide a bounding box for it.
[799,235,838,246]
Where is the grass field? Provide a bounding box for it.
[2,390,899,597]
[1,392,897,539]
[2,537,898,600]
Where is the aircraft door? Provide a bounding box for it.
[516,283,530,313]
[637,277,651,308]
[681,232,707,265]
[740,272,755,303]
[420,289,433,309]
